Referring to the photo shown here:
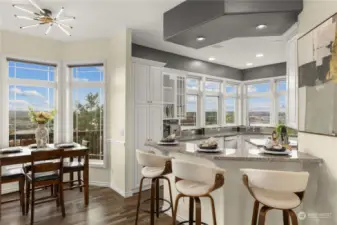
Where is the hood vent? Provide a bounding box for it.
[163,0,302,49]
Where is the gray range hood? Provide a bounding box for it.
[163,0,302,49]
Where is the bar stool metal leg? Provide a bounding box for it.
[172,194,184,225]
[161,176,174,217]
[195,197,202,225]
[156,178,160,218]
[258,206,271,225]
[150,178,156,225]
[252,200,259,225]
[206,194,217,225]
[189,197,194,225]
[288,210,299,225]
[135,177,145,225]
[283,210,290,225]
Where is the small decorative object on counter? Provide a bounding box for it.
[28,106,56,148]
[199,137,218,149]
[276,124,289,145]
[272,130,277,141]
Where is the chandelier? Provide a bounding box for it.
[13,0,75,36]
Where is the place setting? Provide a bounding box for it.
[196,137,223,153]
[260,138,292,156]
[157,134,179,145]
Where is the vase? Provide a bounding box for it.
[35,123,49,148]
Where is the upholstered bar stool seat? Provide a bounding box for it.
[172,159,225,225]
[241,169,309,225]
[135,149,174,225]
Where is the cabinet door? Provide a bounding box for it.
[148,104,163,142]
[286,37,298,129]
[135,104,149,187]
[149,67,163,104]
[134,63,150,104]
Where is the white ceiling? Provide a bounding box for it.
[0,0,287,69]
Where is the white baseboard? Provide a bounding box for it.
[110,182,133,198]
[89,181,110,187]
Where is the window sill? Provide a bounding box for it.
[89,160,106,168]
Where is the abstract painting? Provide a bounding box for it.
[298,13,337,135]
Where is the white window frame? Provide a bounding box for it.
[275,78,287,125]
[181,76,201,129]
[243,76,286,127]
[66,61,107,167]
[203,78,222,128]
[4,56,60,146]
[223,81,240,126]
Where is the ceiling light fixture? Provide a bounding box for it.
[256,53,264,58]
[196,36,206,42]
[246,63,253,66]
[256,24,267,30]
[13,0,75,36]
[208,57,216,61]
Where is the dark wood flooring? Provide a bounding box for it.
[1,186,173,225]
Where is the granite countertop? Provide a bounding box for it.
[145,140,322,163]
[178,131,297,142]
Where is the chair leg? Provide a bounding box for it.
[19,178,25,216]
[150,178,156,225]
[135,177,145,225]
[59,183,66,218]
[56,184,60,208]
[50,185,54,197]
[78,171,82,192]
[26,181,30,215]
[172,194,184,225]
[189,197,194,225]
[195,197,202,225]
[283,210,290,225]
[207,194,217,225]
[161,177,174,218]
[252,201,259,225]
[30,184,35,225]
[258,206,272,225]
[288,210,298,225]
[155,178,160,218]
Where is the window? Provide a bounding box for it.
[247,82,270,94]
[8,60,56,146]
[180,95,198,127]
[276,79,287,124]
[224,83,239,125]
[71,65,105,160]
[248,97,271,125]
[186,78,200,91]
[205,96,219,125]
[205,80,220,92]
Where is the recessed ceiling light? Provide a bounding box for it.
[208,57,216,61]
[256,24,267,30]
[246,63,253,66]
[256,53,264,58]
[196,36,205,42]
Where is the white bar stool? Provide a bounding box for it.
[241,169,309,225]
[171,159,225,225]
[135,149,174,225]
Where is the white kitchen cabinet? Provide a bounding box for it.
[286,36,298,129]
[133,62,163,104]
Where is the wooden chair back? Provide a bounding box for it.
[21,139,36,147]
[31,149,64,178]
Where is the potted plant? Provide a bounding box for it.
[28,106,56,148]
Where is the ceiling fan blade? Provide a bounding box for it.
[20,24,40,29]
[45,24,53,35]
[56,17,75,22]
[12,5,35,15]
[57,24,71,36]
[56,22,72,29]
[28,0,45,14]
[14,15,35,20]
[55,7,64,19]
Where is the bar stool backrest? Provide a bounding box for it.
[136,149,171,167]
[172,159,217,185]
[241,168,309,192]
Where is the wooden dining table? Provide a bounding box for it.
[0,143,89,218]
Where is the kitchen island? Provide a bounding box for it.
[145,135,322,225]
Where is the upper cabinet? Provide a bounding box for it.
[286,36,298,129]
[133,62,163,105]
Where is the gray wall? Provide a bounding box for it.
[132,44,243,80]
[242,62,287,80]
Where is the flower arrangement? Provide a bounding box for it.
[28,106,56,124]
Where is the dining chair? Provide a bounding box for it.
[241,169,309,225]
[25,149,65,225]
[1,167,25,215]
[63,140,89,192]
[20,139,36,147]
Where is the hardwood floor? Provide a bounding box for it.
[1,186,173,225]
